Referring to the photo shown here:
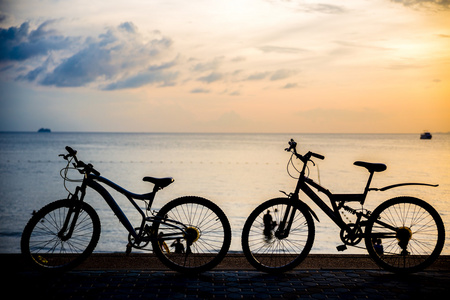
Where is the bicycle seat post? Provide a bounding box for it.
[361,171,375,203]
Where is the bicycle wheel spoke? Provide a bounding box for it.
[22,199,101,271]
[242,199,315,273]
[365,197,444,273]
[151,197,231,273]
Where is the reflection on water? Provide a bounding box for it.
[1,132,449,254]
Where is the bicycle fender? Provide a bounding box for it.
[372,182,439,192]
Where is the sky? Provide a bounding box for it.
[0,0,449,133]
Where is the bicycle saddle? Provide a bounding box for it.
[143,177,174,188]
[354,161,387,173]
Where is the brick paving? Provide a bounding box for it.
[6,269,450,299]
[4,254,449,299]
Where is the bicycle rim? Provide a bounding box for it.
[151,196,231,273]
[365,197,445,273]
[242,198,315,273]
[21,199,101,272]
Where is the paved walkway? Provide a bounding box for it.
[4,254,450,299]
[6,269,450,299]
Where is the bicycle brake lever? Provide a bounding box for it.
[279,190,293,198]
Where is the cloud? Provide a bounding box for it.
[192,57,224,72]
[103,70,178,90]
[268,1,346,14]
[190,88,210,93]
[246,72,270,81]
[42,23,173,87]
[270,69,297,81]
[282,83,298,89]
[258,45,305,54]
[390,0,450,8]
[197,72,224,83]
[0,21,77,62]
[297,3,346,14]
[104,59,179,90]
[1,21,174,88]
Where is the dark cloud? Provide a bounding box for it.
[0,21,76,62]
[41,42,116,87]
[42,24,173,88]
[1,21,175,89]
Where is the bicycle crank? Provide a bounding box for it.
[339,224,363,246]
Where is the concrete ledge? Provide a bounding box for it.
[4,253,450,271]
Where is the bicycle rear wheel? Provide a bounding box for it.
[21,199,101,272]
[151,196,231,274]
[241,198,315,273]
[365,197,445,274]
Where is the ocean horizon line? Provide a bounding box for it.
[2,131,449,135]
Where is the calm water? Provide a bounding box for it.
[1,132,449,254]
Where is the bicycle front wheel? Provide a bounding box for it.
[21,199,101,272]
[151,196,231,274]
[241,198,315,273]
[365,197,445,274]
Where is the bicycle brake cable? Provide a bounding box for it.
[286,154,298,179]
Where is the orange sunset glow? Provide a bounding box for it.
[1,0,449,133]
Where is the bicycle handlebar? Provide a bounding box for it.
[285,139,325,162]
[62,146,101,176]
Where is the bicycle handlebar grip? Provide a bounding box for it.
[311,152,325,160]
[286,139,297,152]
[65,146,77,156]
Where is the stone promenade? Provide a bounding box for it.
[4,254,449,299]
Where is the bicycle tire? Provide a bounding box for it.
[151,196,231,274]
[365,196,445,274]
[241,198,315,273]
[21,199,101,272]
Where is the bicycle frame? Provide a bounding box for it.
[282,150,439,241]
[62,173,188,244]
[288,158,359,234]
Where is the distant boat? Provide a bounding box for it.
[420,131,432,139]
[37,128,51,133]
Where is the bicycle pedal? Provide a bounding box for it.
[336,245,347,252]
[126,243,132,255]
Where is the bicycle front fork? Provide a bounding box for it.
[58,187,85,241]
[275,205,296,239]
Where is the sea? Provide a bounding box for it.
[1,132,449,255]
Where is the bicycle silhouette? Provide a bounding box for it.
[21,146,231,274]
[241,139,445,274]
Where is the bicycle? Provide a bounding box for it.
[21,146,232,274]
[241,139,445,274]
